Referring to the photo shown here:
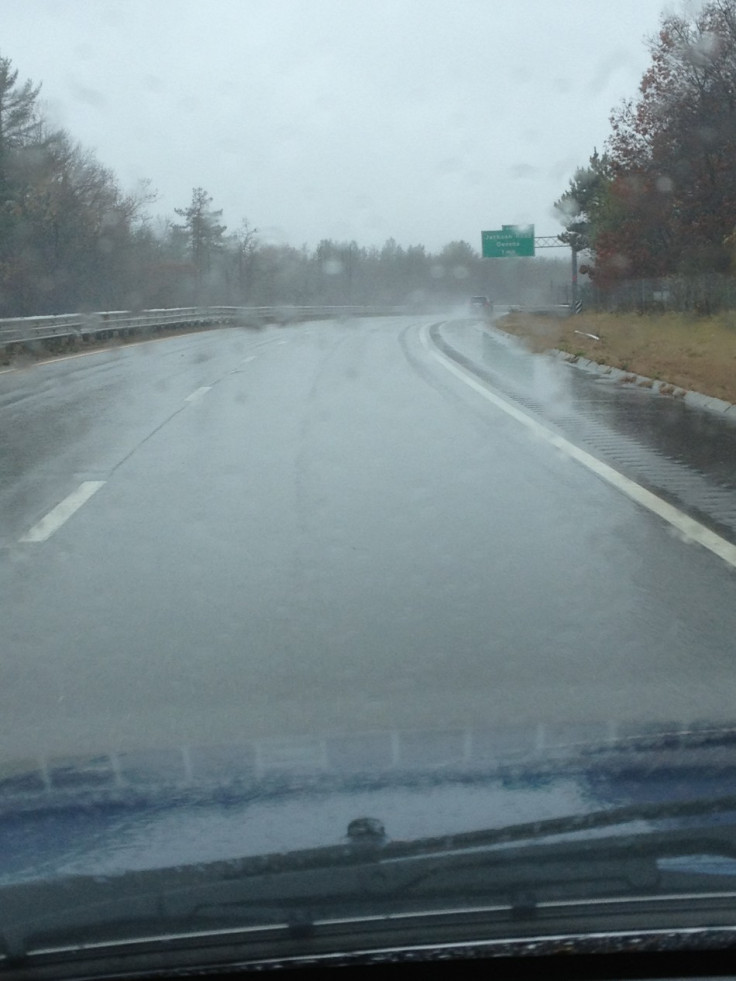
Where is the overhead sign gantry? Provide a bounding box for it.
[481,224,581,312]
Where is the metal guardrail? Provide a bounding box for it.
[0,720,728,811]
[0,305,402,348]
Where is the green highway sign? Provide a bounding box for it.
[481,225,535,258]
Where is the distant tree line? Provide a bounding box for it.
[0,54,566,317]
[555,0,736,311]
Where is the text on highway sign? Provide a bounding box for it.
[481,225,535,258]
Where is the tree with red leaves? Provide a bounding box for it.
[559,0,736,288]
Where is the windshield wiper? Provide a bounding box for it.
[5,794,736,965]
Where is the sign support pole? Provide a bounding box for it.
[487,232,581,314]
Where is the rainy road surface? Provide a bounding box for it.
[1,316,736,763]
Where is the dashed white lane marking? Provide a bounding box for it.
[185,385,212,402]
[421,325,736,571]
[19,481,106,543]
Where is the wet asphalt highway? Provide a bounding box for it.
[438,320,736,543]
[1,317,736,763]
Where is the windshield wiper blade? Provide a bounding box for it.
[5,793,736,964]
[375,792,736,860]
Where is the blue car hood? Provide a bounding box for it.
[2,721,736,884]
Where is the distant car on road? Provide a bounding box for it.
[469,295,492,316]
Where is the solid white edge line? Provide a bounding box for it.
[185,385,212,402]
[19,481,106,544]
[32,329,212,368]
[35,348,112,366]
[420,325,736,571]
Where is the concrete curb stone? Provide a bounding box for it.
[481,320,736,421]
[549,348,736,420]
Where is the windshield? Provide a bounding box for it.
[2,1,736,977]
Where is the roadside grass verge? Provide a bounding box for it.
[497,311,736,404]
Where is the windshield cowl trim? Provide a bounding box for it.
[10,917,736,981]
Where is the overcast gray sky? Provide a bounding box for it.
[3,0,679,251]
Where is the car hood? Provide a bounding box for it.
[3,721,736,884]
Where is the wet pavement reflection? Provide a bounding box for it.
[438,321,736,542]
